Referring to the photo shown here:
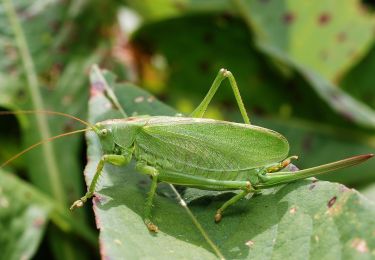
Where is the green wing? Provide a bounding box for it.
[135,116,289,174]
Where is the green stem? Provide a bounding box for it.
[168,184,225,260]
[90,64,128,118]
[3,0,65,204]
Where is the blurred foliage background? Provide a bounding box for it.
[0,0,374,259]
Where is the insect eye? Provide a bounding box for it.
[100,129,109,136]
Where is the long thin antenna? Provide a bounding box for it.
[0,128,89,168]
[0,110,98,131]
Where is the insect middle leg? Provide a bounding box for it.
[135,161,160,232]
[190,68,251,124]
[70,153,131,210]
[157,171,254,223]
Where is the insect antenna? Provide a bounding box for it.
[0,128,89,168]
[0,110,99,132]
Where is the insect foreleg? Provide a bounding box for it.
[135,162,160,232]
[190,68,251,124]
[70,154,131,210]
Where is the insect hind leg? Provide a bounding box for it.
[266,155,299,173]
[215,181,253,223]
[190,68,251,124]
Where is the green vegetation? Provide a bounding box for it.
[1,1,374,259]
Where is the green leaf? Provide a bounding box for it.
[341,45,375,110]
[86,69,375,258]
[0,171,51,260]
[0,1,101,258]
[233,0,375,81]
[233,0,375,129]
[124,0,232,22]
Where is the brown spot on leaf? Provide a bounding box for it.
[327,196,337,208]
[282,12,295,24]
[309,183,316,190]
[174,0,187,11]
[318,12,331,25]
[351,238,368,253]
[337,32,347,43]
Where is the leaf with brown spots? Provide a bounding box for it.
[86,71,375,259]
[233,0,375,129]
[234,0,375,80]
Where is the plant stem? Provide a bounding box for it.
[3,0,65,204]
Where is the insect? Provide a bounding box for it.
[2,67,373,233]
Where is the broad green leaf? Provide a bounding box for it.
[233,0,375,129]
[0,171,51,260]
[124,0,232,22]
[342,45,375,110]
[0,0,101,258]
[86,68,375,258]
[233,0,375,81]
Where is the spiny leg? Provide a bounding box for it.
[215,181,253,223]
[190,68,251,124]
[266,155,299,173]
[136,162,160,232]
[70,154,131,210]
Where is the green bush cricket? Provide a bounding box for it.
[1,67,373,233]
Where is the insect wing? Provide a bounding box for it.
[135,117,289,172]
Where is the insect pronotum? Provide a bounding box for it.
[1,67,373,233]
